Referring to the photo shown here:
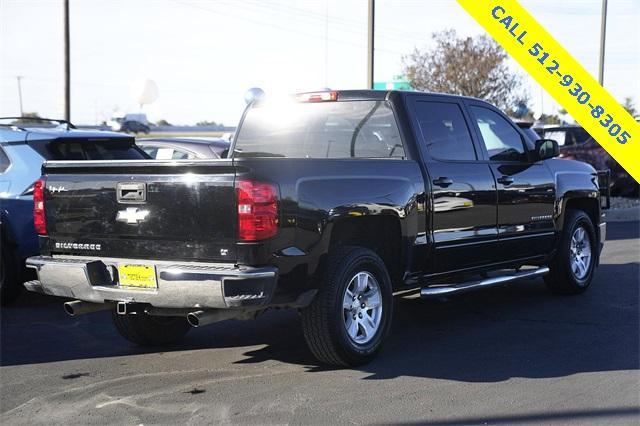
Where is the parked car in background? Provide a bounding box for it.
[0,117,149,304]
[514,120,543,145]
[120,120,151,134]
[136,137,230,159]
[109,113,151,134]
[540,125,637,196]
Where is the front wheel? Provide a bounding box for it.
[112,310,191,346]
[301,246,393,367]
[545,209,597,294]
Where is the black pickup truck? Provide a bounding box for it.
[25,90,606,366]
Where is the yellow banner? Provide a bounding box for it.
[457,0,640,183]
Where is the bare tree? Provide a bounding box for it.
[622,97,637,119]
[402,29,527,111]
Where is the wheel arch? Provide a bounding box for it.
[555,194,601,264]
[324,215,405,289]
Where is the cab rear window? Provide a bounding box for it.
[234,100,405,159]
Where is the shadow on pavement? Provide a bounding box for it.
[606,220,639,241]
[399,407,640,425]
[1,228,638,384]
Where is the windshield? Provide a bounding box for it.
[234,100,405,159]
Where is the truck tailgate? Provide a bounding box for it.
[42,159,238,262]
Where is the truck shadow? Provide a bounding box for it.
[605,220,639,241]
[2,261,637,384]
[238,261,639,382]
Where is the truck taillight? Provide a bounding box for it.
[33,179,47,235]
[236,180,278,241]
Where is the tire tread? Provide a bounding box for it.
[545,209,596,295]
[301,246,391,366]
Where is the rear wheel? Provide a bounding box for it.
[112,310,191,346]
[301,246,393,367]
[545,210,597,294]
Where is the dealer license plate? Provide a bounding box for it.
[117,264,157,289]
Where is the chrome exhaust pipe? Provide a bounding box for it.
[187,310,240,327]
[63,300,114,317]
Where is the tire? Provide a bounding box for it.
[112,310,191,346]
[545,209,597,294]
[301,246,393,367]
[0,244,22,306]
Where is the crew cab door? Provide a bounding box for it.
[407,96,499,273]
[467,102,556,260]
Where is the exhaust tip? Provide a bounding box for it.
[187,312,201,327]
[63,302,77,316]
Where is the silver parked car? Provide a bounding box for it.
[136,137,231,160]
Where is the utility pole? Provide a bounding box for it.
[324,0,329,87]
[366,0,375,89]
[64,0,70,121]
[15,76,24,116]
[598,0,607,85]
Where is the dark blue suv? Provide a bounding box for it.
[0,118,148,304]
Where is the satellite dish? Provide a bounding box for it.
[130,78,159,108]
[244,87,265,105]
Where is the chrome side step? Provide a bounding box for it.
[420,266,550,298]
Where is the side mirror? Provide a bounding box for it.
[535,138,559,161]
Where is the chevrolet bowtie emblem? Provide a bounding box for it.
[116,207,150,224]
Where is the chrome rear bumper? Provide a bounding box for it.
[25,256,277,309]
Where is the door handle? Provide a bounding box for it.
[497,175,515,185]
[433,177,454,187]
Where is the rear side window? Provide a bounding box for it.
[29,138,149,160]
[235,100,405,159]
[414,101,476,161]
[0,147,10,173]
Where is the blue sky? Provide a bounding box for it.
[1,0,638,125]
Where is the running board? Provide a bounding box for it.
[420,266,550,298]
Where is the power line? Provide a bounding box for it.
[172,0,405,55]
[238,0,430,42]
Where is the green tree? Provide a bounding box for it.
[402,29,527,111]
[539,113,562,125]
[13,112,41,124]
[196,120,218,127]
[156,119,172,126]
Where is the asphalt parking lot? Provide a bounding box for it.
[1,221,638,425]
